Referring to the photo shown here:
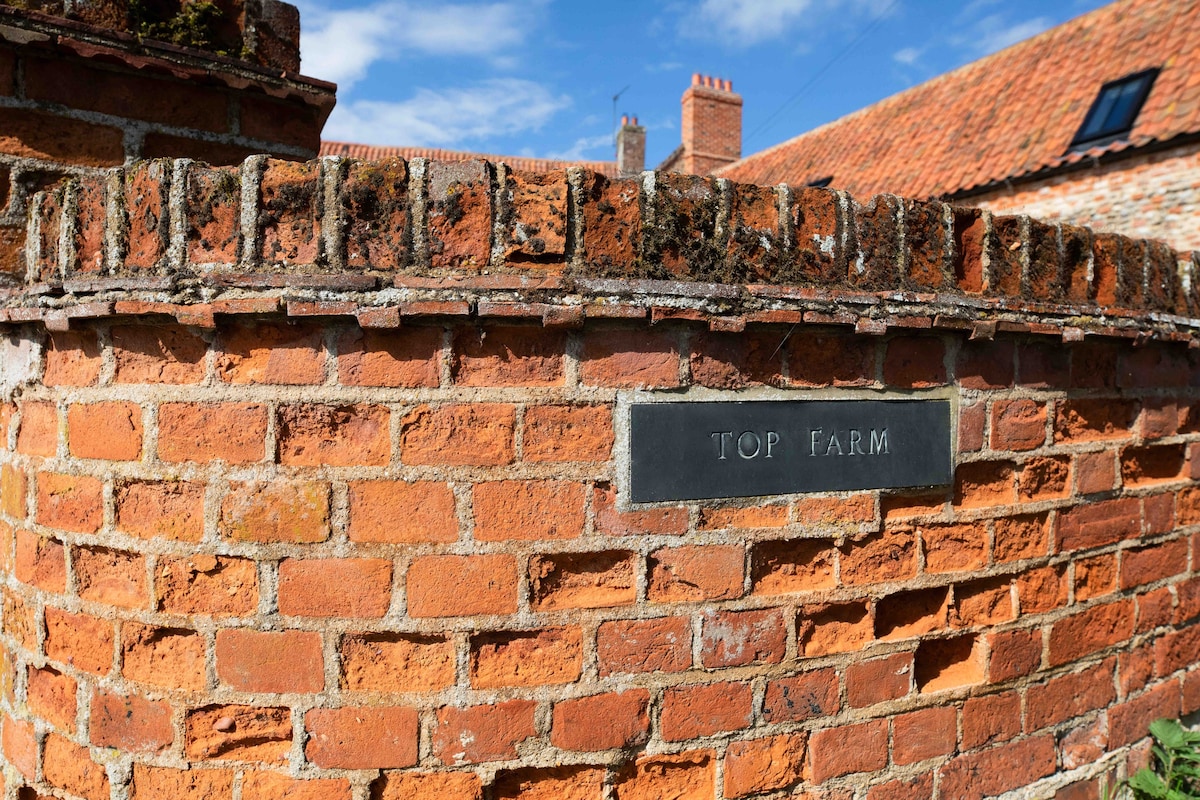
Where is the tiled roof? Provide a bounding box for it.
[319,141,620,177]
[718,0,1200,199]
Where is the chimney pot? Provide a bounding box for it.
[692,73,702,86]
[704,75,713,88]
[632,116,638,125]
[621,115,628,125]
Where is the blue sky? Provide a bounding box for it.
[295,0,1109,168]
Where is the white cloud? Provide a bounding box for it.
[321,79,570,147]
[892,46,922,65]
[680,0,895,46]
[297,1,532,89]
[544,133,614,161]
[970,14,1052,55]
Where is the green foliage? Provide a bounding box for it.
[1108,719,1200,800]
[129,0,230,55]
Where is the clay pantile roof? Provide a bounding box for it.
[319,141,620,177]
[718,0,1200,199]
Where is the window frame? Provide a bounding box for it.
[1069,67,1160,151]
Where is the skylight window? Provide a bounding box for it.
[1070,68,1159,150]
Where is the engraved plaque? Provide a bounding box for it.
[629,400,952,502]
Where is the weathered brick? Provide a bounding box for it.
[130,763,234,800]
[27,665,76,732]
[994,513,1050,562]
[580,327,679,387]
[612,751,715,800]
[876,587,948,639]
[660,681,753,741]
[342,157,410,269]
[122,622,206,690]
[305,706,419,769]
[470,627,582,688]
[18,401,58,456]
[808,719,888,782]
[432,700,537,765]
[991,398,1047,451]
[43,733,110,800]
[839,529,917,584]
[2,715,36,780]
[1019,455,1070,500]
[216,629,323,693]
[0,465,23,519]
[846,652,912,708]
[44,329,101,386]
[551,690,650,751]
[915,634,984,691]
[372,772,482,800]
[799,601,873,655]
[649,544,744,602]
[215,321,325,384]
[158,402,267,463]
[277,558,392,618]
[698,607,786,668]
[1056,399,1139,443]
[220,480,330,543]
[762,668,840,724]
[453,326,565,386]
[73,546,146,608]
[340,633,455,692]
[156,554,259,616]
[112,324,207,384]
[115,481,205,541]
[1048,599,1135,666]
[277,404,391,466]
[724,733,806,798]
[1120,443,1185,487]
[523,404,614,462]
[90,689,173,752]
[751,538,836,595]
[597,616,692,676]
[401,403,515,465]
[493,766,605,800]
[337,326,440,386]
[936,735,1056,800]
[37,472,102,533]
[1026,659,1115,730]
[407,554,517,617]
[530,550,636,610]
[259,159,320,266]
[427,160,492,269]
[698,503,788,530]
[922,521,988,573]
[242,771,351,800]
[954,575,1015,627]
[15,528,65,592]
[593,483,688,536]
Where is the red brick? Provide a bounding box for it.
[407,554,517,617]
[278,558,392,618]
[936,735,1056,800]
[660,681,753,741]
[762,668,840,724]
[258,160,320,266]
[846,652,912,708]
[90,689,173,752]
[43,733,110,800]
[216,629,323,693]
[1056,399,1139,443]
[340,633,455,693]
[1017,564,1068,613]
[530,550,636,611]
[1074,554,1117,600]
[112,324,207,384]
[17,401,57,456]
[121,622,206,690]
[277,404,390,466]
[340,156,409,269]
[649,544,744,602]
[723,733,806,798]
[593,483,688,536]
[1143,492,1175,534]
[130,763,234,800]
[122,160,171,268]
[959,399,986,452]
[401,403,515,465]
[0,465,22,519]
[690,330,785,388]
[115,480,205,541]
[1048,599,1135,666]
[1120,642,1156,699]
[348,480,458,543]
[1121,538,1188,589]
[994,512,1050,562]
[698,503,788,530]
[868,774,933,800]
[1118,344,1189,389]
[44,606,112,676]
[0,107,124,167]
[305,706,418,769]
[432,700,537,765]
[962,691,1022,750]
[808,719,888,782]
[751,537,836,595]
[1057,497,1141,552]
[839,529,917,584]
[241,95,320,149]
[73,546,146,608]
[452,326,566,386]
[1121,443,1185,487]
[216,321,325,384]
[957,339,1014,389]
[241,772,351,800]
[3,588,37,649]
[698,607,786,668]
[893,706,956,764]
[27,665,76,733]
[915,633,985,692]
[597,616,692,675]
[580,327,679,387]
[1026,659,1115,730]
[474,480,584,541]
[613,750,714,800]
[220,480,330,543]
[800,601,873,655]
[336,326,440,387]
[373,772,482,800]
[470,627,582,688]
[551,690,649,751]
[1019,455,1070,500]
[883,336,946,388]
[954,460,1016,508]
[991,399,1047,451]
[190,705,287,764]
[44,330,101,386]
[1135,586,1174,633]
[158,402,267,463]
[523,404,614,462]
[1109,681,1182,748]
[14,528,65,592]
[493,765,605,800]
[1018,341,1071,388]
[156,554,258,616]
[2,715,35,780]
[36,473,103,533]
[875,587,948,640]
[1183,670,1200,715]
[787,331,876,386]
[1155,625,1200,675]
[923,521,988,573]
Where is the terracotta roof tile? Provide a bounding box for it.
[319,141,620,177]
[719,0,1200,198]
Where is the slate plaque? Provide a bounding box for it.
[629,399,952,502]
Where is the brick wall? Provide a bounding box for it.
[965,141,1200,255]
[0,3,335,283]
[0,157,1197,800]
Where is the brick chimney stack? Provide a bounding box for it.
[617,115,646,177]
[681,73,742,175]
